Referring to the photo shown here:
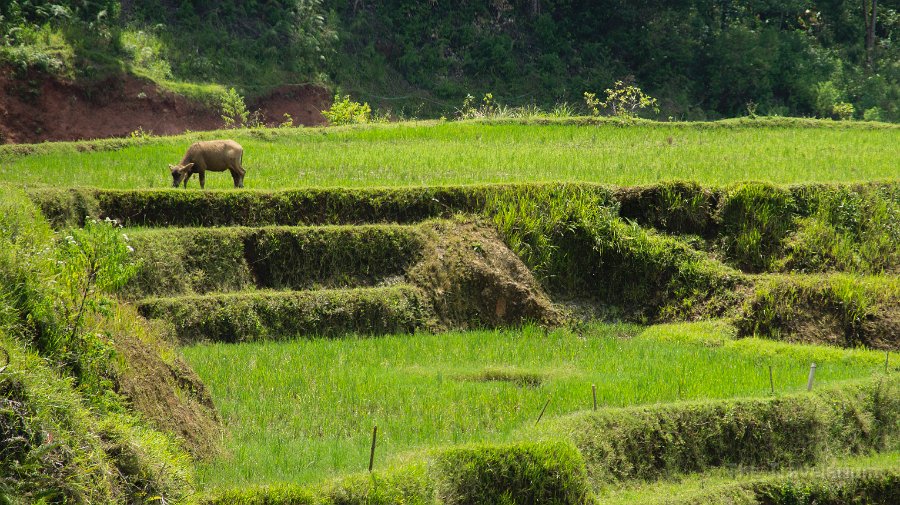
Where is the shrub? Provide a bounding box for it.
[814,81,840,118]
[457,92,502,119]
[221,87,249,128]
[321,93,372,125]
[832,102,855,120]
[586,81,659,118]
[863,106,883,122]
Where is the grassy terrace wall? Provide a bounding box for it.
[27,181,900,347]
[25,184,615,228]
[137,286,431,343]
[27,182,898,278]
[737,274,900,350]
[541,377,899,486]
[200,376,899,504]
[124,225,426,299]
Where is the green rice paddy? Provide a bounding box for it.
[181,321,893,488]
[2,120,898,189]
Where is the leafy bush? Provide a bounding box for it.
[321,93,372,125]
[833,101,855,121]
[814,81,841,118]
[221,87,250,128]
[593,81,659,118]
[864,106,883,122]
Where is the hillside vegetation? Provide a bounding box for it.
[1,1,898,120]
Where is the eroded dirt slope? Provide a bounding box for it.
[0,69,329,143]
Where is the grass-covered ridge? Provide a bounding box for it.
[29,180,898,348]
[122,224,426,299]
[3,120,898,189]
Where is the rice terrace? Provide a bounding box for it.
[2,2,900,505]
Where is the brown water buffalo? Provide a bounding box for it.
[169,140,245,189]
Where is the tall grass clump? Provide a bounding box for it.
[484,184,616,290]
[485,185,740,319]
[717,182,796,272]
[780,184,900,274]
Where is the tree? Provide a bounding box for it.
[863,0,877,68]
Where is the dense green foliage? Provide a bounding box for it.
[329,1,900,120]
[123,1,334,86]
[181,322,893,488]
[2,1,899,119]
[337,0,900,119]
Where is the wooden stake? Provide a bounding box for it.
[769,365,774,395]
[536,397,551,425]
[807,363,816,392]
[886,352,890,374]
[592,384,597,411]
[368,426,377,472]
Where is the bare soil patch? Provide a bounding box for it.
[0,69,329,143]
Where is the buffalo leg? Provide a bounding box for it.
[232,169,245,188]
[199,171,206,189]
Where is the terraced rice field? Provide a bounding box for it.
[7,119,899,504]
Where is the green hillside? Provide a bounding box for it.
[2,1,898,119]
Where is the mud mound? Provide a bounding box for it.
[0,69,329,143]
[409,220,561,329]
